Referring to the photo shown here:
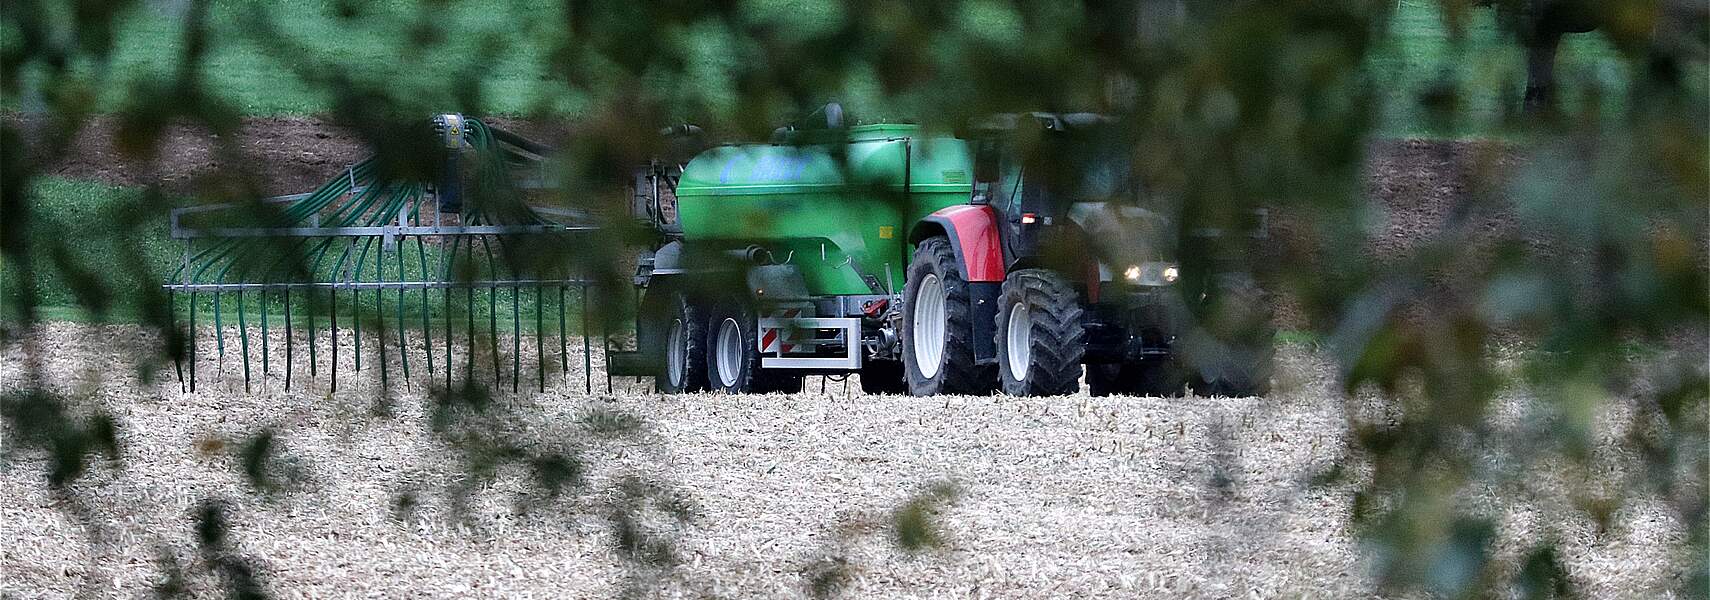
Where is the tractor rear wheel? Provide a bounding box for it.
[902,236,995,396]
[706,303,803,394]
[995,269,1086,396]
[1181,273,1275,397]
[640,286,709,394]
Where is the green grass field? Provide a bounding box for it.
[3,0,1637,321]
[1371,0,1629,137]
[4,0,1629,131]
[2,179,181,321]
[4,0,572,115]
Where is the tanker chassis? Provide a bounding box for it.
[614,108,1274,397]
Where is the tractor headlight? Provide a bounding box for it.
[1123,262,1179,286]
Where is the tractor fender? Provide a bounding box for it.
[910,205,1005,283]
[910,205,1005,364]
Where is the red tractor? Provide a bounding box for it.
[899,113,1274,397]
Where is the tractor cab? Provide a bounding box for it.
[964,113,1180,289]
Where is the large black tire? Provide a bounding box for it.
[639,286,710,394]
[858,360,909,395]
[995,269,1086,396]
[901,237,996,396]
[1087,360,1188,397]
[1181,273,1275,397]
[704,303,803,394]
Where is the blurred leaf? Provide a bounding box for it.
[892,480,960,553]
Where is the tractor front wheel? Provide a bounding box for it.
[995,269,1085,396]
[901,236,995,396]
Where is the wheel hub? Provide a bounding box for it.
[665,317,685,387]
[912,274,947,379]
[1006,301,1031,382]
[716,317,743,388]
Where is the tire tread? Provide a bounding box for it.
[997,270,1086,396]
[903,237,997,395]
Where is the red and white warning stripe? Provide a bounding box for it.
[759,308,801,354]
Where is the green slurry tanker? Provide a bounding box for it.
[618,106,1275,397]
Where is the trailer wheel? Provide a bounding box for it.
[1087,360,1187,397]
[640,287,710,393]
[902,237,996,396]
[858,360,909,395]
[1182,273,1275,397]
[706,303,803,394]
[995,269,1086,396]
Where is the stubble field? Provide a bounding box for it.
[1,323,1692,598]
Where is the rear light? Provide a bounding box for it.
[1020,213,1038,224]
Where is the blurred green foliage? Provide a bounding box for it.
[0,0,1657,320]
[0,0,1635,135]
[1,0,1704,598]
[1372,0,1633,136]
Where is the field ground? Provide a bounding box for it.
[1,323,1693,598]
